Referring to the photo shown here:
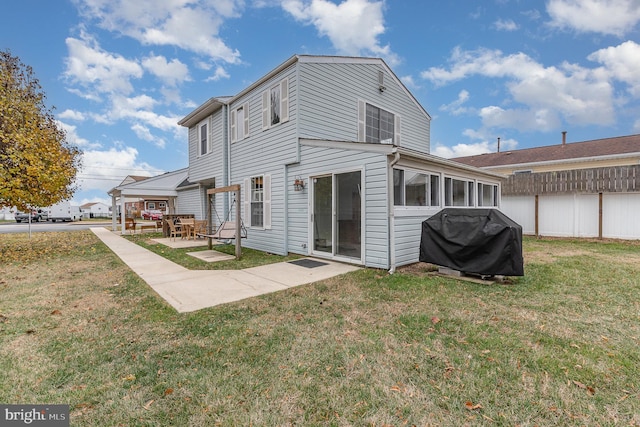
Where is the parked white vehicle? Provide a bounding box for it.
[47,202,82,222]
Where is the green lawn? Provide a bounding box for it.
[1,231,639,426]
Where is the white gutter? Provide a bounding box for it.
[388,148,401,274]
[484,152,640,173]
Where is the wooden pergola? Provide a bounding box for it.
[205,184,242,259]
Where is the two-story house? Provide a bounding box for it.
[170,55,503,270]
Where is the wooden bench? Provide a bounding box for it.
[197,222,238,240]
[139,222,157,233]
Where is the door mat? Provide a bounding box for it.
[288,259,329,268]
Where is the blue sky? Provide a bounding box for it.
[2,0,640,205]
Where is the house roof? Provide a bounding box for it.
[453,134,640,169]
[178,54,430,128]
[108,168,189,198]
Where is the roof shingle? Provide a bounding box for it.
[453,134,640,168]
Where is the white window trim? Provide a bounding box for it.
[393,167,441,208]
[231,102,250,143]
[243,174,271,229]
[262,78,289,131]
[197,119,210,156]
[444,175,477,208]
[477,181,500,207]
[358,100,401,145]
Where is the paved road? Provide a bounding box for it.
[0,221,113,234]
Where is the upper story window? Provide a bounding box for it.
[367,104,394,143]
[393,168,440,207]
[198,120,209,156]
[262,78,289,130]
[358,101,400,145]
[231,103,249,143]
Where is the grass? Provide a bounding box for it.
[122,232,302,269]
[1,231,639,426]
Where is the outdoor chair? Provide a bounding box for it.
[124,217,137,234]
[166,219,183,241]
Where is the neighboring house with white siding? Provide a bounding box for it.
[454,133,640,240]
[108,169,189,231]
[80,202,111,218]
[174,54,502,270]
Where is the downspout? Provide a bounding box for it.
[225,104,232,217]
[388,148,400,274]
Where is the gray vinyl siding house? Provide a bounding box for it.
[178,55,502,270]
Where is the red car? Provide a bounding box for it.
[142,210,163,220]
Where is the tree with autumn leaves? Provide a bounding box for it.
[0,49,81,211]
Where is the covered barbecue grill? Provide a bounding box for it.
[419,208,524,276]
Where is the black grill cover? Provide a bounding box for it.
[419,208,524,276]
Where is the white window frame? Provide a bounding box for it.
[231,102,250,143]
[393,168,440,207]
[444,176,475,207]
[477,182,499,207]
[262,78,289,131]
[243,174,271,229]
[358,100,401,145]
[198,119,209,156]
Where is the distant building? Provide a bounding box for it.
[80,202,111,218]
[454,133,640,239]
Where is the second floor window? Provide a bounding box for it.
[366,103,394,143]
[358,101,400,145]
[262,78,289,130]
[231,103,250,142]
[198,121,209,156]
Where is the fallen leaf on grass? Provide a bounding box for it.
[122,374,136,381]
[51,309,62,315]
[431,316,440,325]
[465,401,483,411]
[572,380,595,395]
[164,388,174,396]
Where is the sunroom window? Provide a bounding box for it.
[478,183,499,207]
[393,168,440,207]
[445,177,474,207]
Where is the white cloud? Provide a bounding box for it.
[399,75,419,90]
[281,0,396,63]
[432,142,492,158]
[73,0,242,63]
[142,55,190,86]
[57,121,98,149]
[433,129,518,158]
[131,123,167,148]
[440,90,471,115]
[546,0,640,36]
[421,46,616,131]
[493,18,519,31]
[58,109,86,121]
[78,146,163,193]
[64,34,143,96]
[588,40,640,96]
[205,65,231,82]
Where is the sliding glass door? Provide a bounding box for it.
[312,171,362,261]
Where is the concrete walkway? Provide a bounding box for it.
[91,227,360,313]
